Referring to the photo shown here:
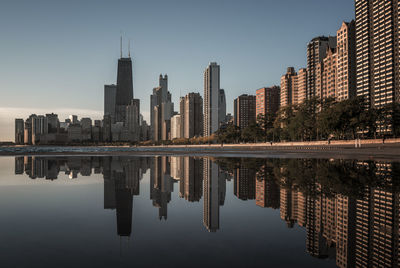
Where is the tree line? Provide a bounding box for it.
[216,97,400,144]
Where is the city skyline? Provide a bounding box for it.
[0,0,355,141]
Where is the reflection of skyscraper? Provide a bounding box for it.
[203,158,226,232]
[335,195,356,268]
[353,163,400,267]
[15,156,152,239]
[150,157,173,220]
[255,164,280,209]
[233,166,255,201]
[15,157,24,175]
[115,180,133,237]
[280,185,297,228]
[180,157,203,202]
[305,183,332,258]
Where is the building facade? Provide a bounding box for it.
[255,86,280,121]
[170,114,182,140]
[355,0,400,108]
[307,36,337,99]
[150,75,174,141]
[316,47,337,100]
[297,68,308,104]
[115,57,133,123]
[104,84,117,122]
[280,67,298,107]
[336,21,356,101]
[203,62,221,136]
[126,99,140,142]
[233,94,256,129]
[183,92,203,138]
[15,119,24,145]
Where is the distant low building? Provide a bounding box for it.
[68,124,82,142]
[15,119,24,145]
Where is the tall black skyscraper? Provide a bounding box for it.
[115,40,134,123]
[116,58,133,105]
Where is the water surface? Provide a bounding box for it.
[1,156,399,267]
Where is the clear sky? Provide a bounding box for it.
[0,0,355,141]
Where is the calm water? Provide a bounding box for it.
[0,156,399,267]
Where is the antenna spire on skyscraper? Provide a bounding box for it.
[128,39,131,58]
[120,35,123,58]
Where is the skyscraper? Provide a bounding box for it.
[203,62,221,136]
[104,84,117,121]
[182,92,203,138]
[336,21,356,101]
[218,89,226,126]
[297,68,308,104]
[355,0,400,108]
[115,57,133,123]
[150,75,173,141]
[233,94,256,129]
[307,36,337,99]
[126,99,140,142]
[316,47,337,100]
[32,115,48,145]
[170,114,182,139]
[24,114,36,145]
[280,67,298,107]
[255,86,280,120]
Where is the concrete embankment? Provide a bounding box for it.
[0,138,399,161]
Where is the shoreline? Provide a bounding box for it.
[1,141,400,161]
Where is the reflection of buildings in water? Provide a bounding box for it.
[15,157,24,175]
[305,183,335,259]
[255,165,280,209]
[105,157,143,237]
[354,163,399,268]
[280,185,298,228]
[170,156,184,182]
[335,195,356,268]
[203,158,226,232]
[16,156,151,238]
[150,156,175,220]
[276,161,400,267]
[233,166,255,201]
[179,157,203,202]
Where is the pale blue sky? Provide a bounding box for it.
[0,0,354,141]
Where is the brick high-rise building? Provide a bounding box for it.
[297,68,308,104]
[280,67,298,107]
[307,36,337,99]
[233,94,256,129]
[355,0,400,108]
[256,86,280,121]
[316,47,337,100]
[336,21,356,101]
